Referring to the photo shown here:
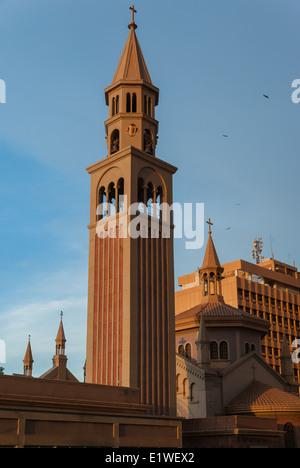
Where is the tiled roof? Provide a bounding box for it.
[176,301,268,326]
[226,380,300,414]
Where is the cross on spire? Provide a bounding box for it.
[206,218,213,235]
[129,5,137,23]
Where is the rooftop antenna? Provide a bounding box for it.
[252,237,264,264]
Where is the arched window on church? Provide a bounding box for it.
[112,97,116,117]
[251,344,256,352]
[116,95,119,114]
[220,341,228,360]
[183,378,188,397]
[111,129,120,154]
[176,374,180,392]
[126,93,131,113]
[107,182,116,216]
[210,341,218,360]
[144,95,147,114]
[146,182,154,216]
[148,97,152,117]
[132,93,137,113]
[178,345,184,356]
[284,423,296,448]
[185,343,191,359]
[156,186,163,219]
[144,129,153,155]
[98,186,106,220]
[117,178,124,213]
[203,273,208,296]
[245,343,250,354]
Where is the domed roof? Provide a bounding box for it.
[226,380,300,414]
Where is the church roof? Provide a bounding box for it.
[56,318,66,345]
[23,339,33,364]
[201,233,222,271]
[176,301,269,328]
[111,25,152,85]
[226,380,300,414]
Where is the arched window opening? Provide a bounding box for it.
[203,274,208,296]
[111,129,120,154]
[137,178,146,213]
[98,186,106,220]
[284,423,296,448]
[146,182,154,216]
[220,341,228,360]
[116,95,119,114]
[107,182,116,216]
[112,97,116,117]
[132,93,137,113]
[183,378,188,397]
[144,129,153,155]
[176,374,180,392]
[178,345,184,356]
[245,343,250,354]
[210,272,215,295]
[185,343,192,359]
[156,186,163,219]
[210,341,218,360]
[148,97,152,116]
[117,178,124,213]
[126,93,131,113]
[144,95,148,114]
[251,344,256,352]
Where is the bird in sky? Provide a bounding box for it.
[223,134,229,137]
[263,94,269,99]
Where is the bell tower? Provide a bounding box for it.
[85,7,177,416]
[104,7,159,158]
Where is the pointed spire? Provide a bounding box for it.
[199,219,224,304]
[201,219,222,270]
[23,335,34,376]
[55,311,66,356]
[111,11,152,85]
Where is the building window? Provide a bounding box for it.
[144,129,153,154]
[111,129,120,154]
[185,343,192,359]
[132,93,137,112]
[210,341,218,360]
[178,345,184,356]
[219,341,228,360]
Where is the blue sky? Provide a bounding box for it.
[0,0,299,380]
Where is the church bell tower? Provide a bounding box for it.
[85,7,177,416]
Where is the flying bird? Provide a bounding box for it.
[226,227,231,230]
[263,94,269,99]
[223,134,229,138]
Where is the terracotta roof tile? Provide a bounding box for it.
[226,380,300,414]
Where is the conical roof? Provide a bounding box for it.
[56,318,66,345]
[111,25,152,85]
[23,338,33,364]
[201,233,222,271]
